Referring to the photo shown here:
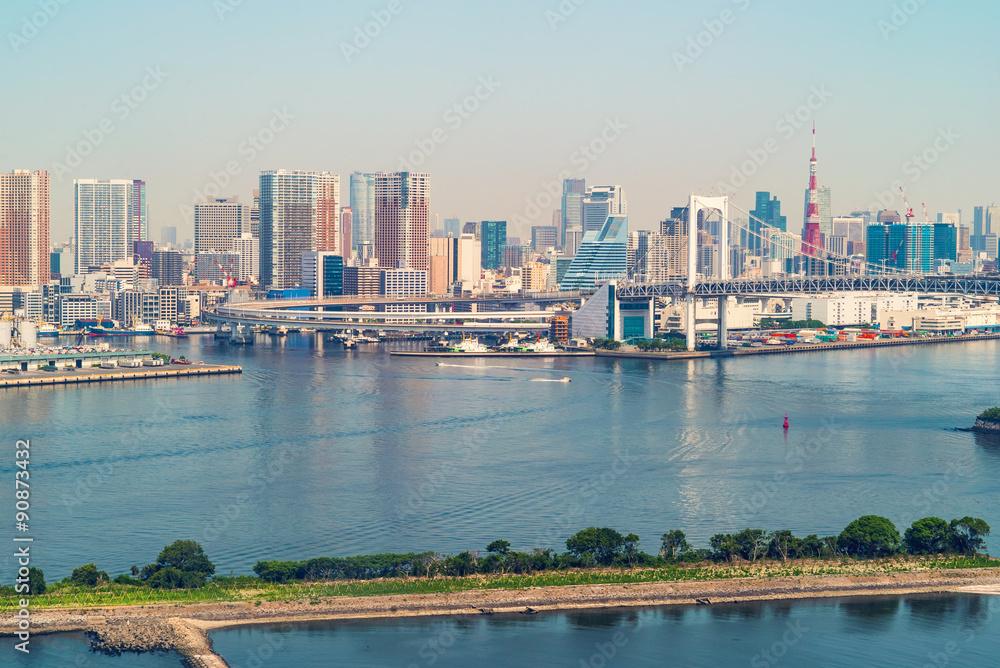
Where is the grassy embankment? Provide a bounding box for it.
[5,555,997,612]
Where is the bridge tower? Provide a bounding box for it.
[686,195,730,351]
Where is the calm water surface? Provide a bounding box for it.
[3,334,1000,665]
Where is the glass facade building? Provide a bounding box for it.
[560,215,628,289]
[480,220,507,270]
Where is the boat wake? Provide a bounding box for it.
[529,377,571,383]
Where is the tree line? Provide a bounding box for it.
[12,516,990,594]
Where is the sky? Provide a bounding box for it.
[2,0,998,244]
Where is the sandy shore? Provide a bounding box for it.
[5,568,1000,664]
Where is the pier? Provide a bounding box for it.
[0,364,242,389]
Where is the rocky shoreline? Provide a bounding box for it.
[4,567,1000,664]
[971,417,1000,433]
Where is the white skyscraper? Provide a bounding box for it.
[231,233,260,283]
[259,170,319,290]
[195,197,249,252]
[74,179,144,273]
[582,185,628,232]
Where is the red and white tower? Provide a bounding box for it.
[801,124,823,258]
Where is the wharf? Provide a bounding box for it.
[390,350,595,358]
[595,332,1000,361]
[0,364,242,389]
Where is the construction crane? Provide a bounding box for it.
[899,186,915,223]
[213,257,238,288]
[922,202,933,225]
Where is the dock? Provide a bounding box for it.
[389,351,595,358]
[0,364,242,389]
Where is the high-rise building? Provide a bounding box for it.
[74,179,144,273]
[259,170,319,289]
[560,178,585,249]
[0,170,49,288]
[250,189,260,238]
[443,217,461,237]
[560,215,628,289]
[301,251,344,297]
[195,251,240,284]
[973,205,986,251]
[932,223,958,262]
[341,207,353,259]
[317,172,341,253]
[160,225,177,247]
[458,233,480,282]
[480,220,507,270]
[428,236,458,295]
[531,225,558,251]
[501,244,527,270]
[374,171,429,271]
[231,233,260,283]
[151,250,183,286]
[582,185,627,233]
[129,179,147,247]
[350,172,376,250]
[194,197,248,253]
[748,191,787,255]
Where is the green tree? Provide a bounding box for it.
[709,533,739,563]
[768,530,800,561]
[904,517,953,555]
[838,516,901,557]
[949,517,991,556]
[566,527,627,566]
[27,567,45,595]
[623,534,640,566]
[70,563,109,587]
[486,540,511,556]
[156,540,215,578]
[660,530,690,559]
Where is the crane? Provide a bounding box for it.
[213,257,238,288]
[921,202,932,225]
[899,186,915,223]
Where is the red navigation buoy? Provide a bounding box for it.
[783,414,789,429]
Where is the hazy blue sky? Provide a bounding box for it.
[2,0,997,243]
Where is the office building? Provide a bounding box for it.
[0,169,50,288]
[350,172,376,250]
[480,220,507,270]
[250,189,260,238]
[151,250,184,287]
[582,185,627,233]
[429,236,458,295]
[259,170,319,289]
[341,207,353,259]
[74,179,145,273]
[560,215,628,289]
[317,172,341,253]
[160,225,177,247]
[560,178,585,249]
[301,251,344,297]
[747,191,787,255]
[501,244,528,270]
[195,197,248,252]
[443,217,461,237]
[381,268,427,298]
[531,225,558,252]
[343,264,381,296]
[458,233,481,282]
[231,233,260,283]
[374,171,429,271]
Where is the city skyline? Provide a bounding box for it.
[3,1,997,243]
